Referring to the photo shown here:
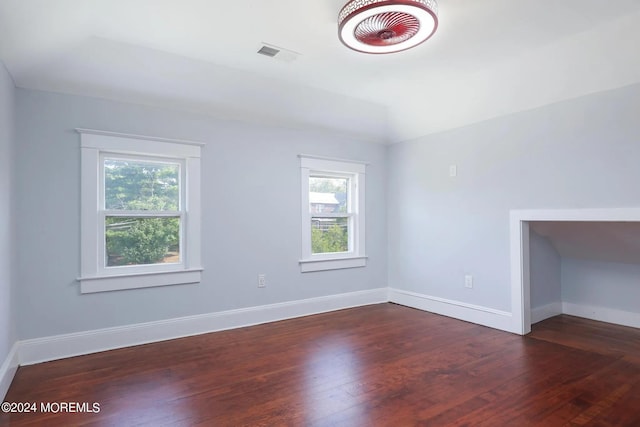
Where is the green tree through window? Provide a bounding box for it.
[311,223,348,253]
[309,176,349,253]
[104,158,180,266]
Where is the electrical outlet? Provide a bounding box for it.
[464,275,473,288]
[258,274,266,288]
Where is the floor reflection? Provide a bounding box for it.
[97,376,194,426]
[302,336,364,424]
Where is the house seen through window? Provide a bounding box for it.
[309,176,349,254]
[299,155,366,272]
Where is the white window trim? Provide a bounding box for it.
[299,155,367,272]
[78,129,203,293]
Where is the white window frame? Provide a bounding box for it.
[299,155,367,272]
[78,129,203,293]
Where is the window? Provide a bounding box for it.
[78,129,202,293]
[299,155,366,272]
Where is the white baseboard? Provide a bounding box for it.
[11,289,640,378]
[531,302,563,324]
[388,288,513,333]
[562,302,640,329]
[19,288,388,366]
[0,343,19,401]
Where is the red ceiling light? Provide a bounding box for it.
[338,0,438,54]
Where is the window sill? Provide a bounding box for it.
[78,268,203,294]
[299,256,367,273]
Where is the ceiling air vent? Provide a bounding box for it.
[256,43,300,63]
[257,45,279,57]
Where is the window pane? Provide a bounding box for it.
[105,159,180,211]
[311,217,349,254]
[105,217,180,266]
[309,177,348,214]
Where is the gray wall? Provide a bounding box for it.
[529,230,561,309]
[388,83,640,312]
[15,88,388,340]
[0,63,15,362]
[561,258,640,313]
[9,78,640,343]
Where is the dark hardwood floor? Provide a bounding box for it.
[2,303,639,426]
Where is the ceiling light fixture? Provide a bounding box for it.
[338,0,438,54]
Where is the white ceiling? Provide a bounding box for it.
[1,0,640,143]
[531,222,640,265]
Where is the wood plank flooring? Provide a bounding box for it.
[2,303,639,426]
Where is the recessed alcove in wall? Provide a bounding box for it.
[510,208,640,335]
